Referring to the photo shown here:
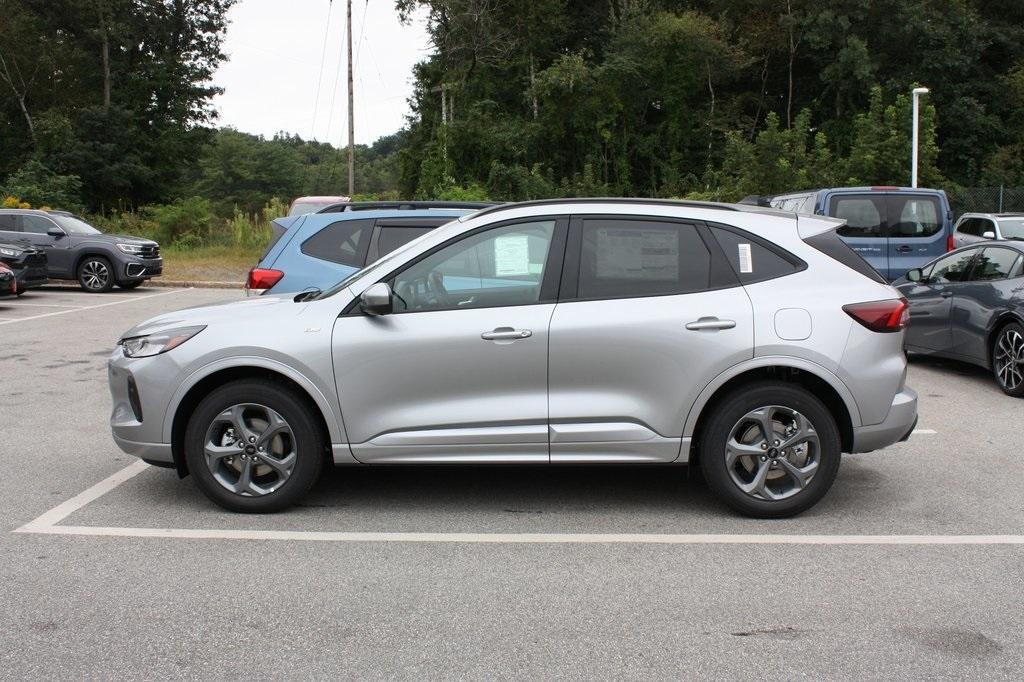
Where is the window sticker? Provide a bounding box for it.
[595,228,679,280]
[494,234,531,276]
[738,243,753,273]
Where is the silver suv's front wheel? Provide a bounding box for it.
[184,379,324,512]
[700,382,841,518]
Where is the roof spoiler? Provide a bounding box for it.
[317,201,495,213]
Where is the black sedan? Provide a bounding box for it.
[0,241,48,293]
[0,262,15,297]
[894,242,1024,396]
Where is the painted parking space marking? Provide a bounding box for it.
[0,288,188,326]
[0,301,87,308]
[913,429,937,435]
[19,446,1024,546]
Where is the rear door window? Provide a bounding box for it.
[377,226,435,255]
[831,195,885,238]
[957,219,979,236]
[577,218,711,299]
[971,248,1020,281]
[0,214,20,232]
[21,215,56,234]
[300,219,373,266]
[887,195,942,238]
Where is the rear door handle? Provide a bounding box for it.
[685,317,736,331]
[941,291,953,298]
[481,327,532,341]
[895,245,913,253]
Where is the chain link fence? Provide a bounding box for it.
[946,186,1024,217]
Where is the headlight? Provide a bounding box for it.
[0,247,20,257]
[116,243,146,254]
[119,325,206,358]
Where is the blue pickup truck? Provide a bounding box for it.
[768,186,954,281]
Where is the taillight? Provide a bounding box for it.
[946,234,955,252]
[246,268,284,290]
[843,298,909,333]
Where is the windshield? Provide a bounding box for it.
[289,201,333,216]
[998,218,1024,240]
[51,214,101,235]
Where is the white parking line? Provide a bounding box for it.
[913,429,937,435]
[17,455,1024,546]
[0,288,187,326]
[0,302,86,308]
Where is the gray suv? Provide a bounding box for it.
[0,209,162,292]
[108,199,918,518]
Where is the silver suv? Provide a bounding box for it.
[108,199,918,518]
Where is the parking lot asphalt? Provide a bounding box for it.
[1,286,1023,679]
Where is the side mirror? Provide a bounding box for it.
[906,268,923,283]
[982,231,995,240]
[47,227,65,238]
[359,282,393,316]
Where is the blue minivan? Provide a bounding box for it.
[769,187,954,280]
[248,201,490,295]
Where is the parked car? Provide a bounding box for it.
[0,240,48,293]
[110,198,917,518]
[894,242,1024,396]
[0,209,162,292]
[770,186,954,281]
[0,262,15,297]
[248,201,492,295]
[953,212,1024,248]
[288,196,351,216]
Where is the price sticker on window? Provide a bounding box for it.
[738,243,753,273]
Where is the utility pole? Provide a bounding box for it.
[346,0,355,196]
[911,87,929,188]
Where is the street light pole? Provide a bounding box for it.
[911,87,929,188]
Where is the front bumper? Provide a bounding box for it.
[108,347,176,464]
[850,387,918,453]
[123,257,163,280]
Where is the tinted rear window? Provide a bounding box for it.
[831,195,885,238]
[804,228,886,283]
[888,195,942,238]
[301,219,373,266]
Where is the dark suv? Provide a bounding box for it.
[0,209,162,292]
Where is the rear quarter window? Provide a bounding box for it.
[709,225,805,284]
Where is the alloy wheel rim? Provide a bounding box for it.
[994,329,1024,391]
[204,403,297,497]
[725,405,820,501]
[82,261,109,289]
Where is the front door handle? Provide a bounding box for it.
[685,317,736,331]
[481,327,532,341]
[941,291,953,298]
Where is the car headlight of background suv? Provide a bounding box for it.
[116,243,147,255]
[119,325,206,358]
[0,247,21,257]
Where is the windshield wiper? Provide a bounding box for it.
[293,288,321,302]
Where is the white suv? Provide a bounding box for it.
[108,199,917,518]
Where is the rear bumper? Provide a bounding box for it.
[850,387,918,453]
[12,265,48,289]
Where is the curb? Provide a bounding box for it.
[42,279,244,290]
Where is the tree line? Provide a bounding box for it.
[2,0,1024,223]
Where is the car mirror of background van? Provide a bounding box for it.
[983,231,996,239]
[360,282,393,316]
[906,268,923,282]
[47,227,66,238]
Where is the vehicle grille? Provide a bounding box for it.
[139,245,160,259]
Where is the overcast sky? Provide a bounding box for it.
[211,0,431,146]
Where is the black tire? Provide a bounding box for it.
[699,382,841,518]
[992,322,1024,398]
[77,256,115,292]
[184,379,325,512]
[117,279,145,290]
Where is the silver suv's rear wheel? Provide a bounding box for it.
[700,382,841,518]
[184,379,324,512]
